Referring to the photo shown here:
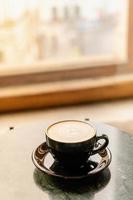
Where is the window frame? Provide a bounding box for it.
[0,58,118,87]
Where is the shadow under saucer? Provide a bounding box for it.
[33,168,111,200]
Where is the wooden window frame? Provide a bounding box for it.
[0,0,133,112]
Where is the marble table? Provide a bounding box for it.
[0,121,133,200]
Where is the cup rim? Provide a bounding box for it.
[46,119,96,144]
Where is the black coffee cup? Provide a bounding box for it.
[45,120,109,168]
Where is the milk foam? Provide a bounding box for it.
[47,120,95,143]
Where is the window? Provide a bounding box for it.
[0,0,128,71]
[0,0,132,112]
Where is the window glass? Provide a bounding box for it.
[0,0,128,69]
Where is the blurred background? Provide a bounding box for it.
[1,0,133,133]
[0,0,127,68]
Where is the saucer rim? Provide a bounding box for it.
[32,142,112,179]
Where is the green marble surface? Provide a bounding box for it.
[0,121,133,200]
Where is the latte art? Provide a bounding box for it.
[47,120,95,143]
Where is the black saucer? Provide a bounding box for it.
[32,142,112,179]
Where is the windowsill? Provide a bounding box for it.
[0,55,125,75]
[0,74,133,112]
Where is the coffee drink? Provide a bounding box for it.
[47,120,95,143]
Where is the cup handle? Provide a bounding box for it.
[91,134,109,155]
